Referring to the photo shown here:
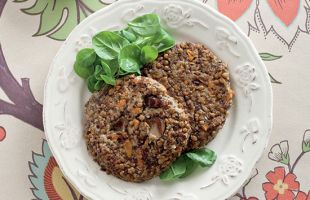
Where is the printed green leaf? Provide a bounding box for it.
[128,14,161,36]
[21,0,47,14]
[80,0,110,10]
[18,0,110,40]
[92,31,130,60]
[259,53,282,61]
[33,1,67,36]
[302,141,310,153]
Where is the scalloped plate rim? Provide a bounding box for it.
[43,0,273,199]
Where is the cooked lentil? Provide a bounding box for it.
[143,42,233,150]
[84,75,190,182]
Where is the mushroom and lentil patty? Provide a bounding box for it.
[85,75,191,182]
[143,42,233,150]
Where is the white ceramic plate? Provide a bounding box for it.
[44,0,273,199]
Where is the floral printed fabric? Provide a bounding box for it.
[0,0,310,199]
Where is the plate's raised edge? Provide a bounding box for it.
[43,0,273,199]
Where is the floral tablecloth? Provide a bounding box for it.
[0,0,309,199]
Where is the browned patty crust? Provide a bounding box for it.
[84,75,190,182]
[143,42,233,150]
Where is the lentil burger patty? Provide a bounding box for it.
[85,75,190,182]
[143,42,233,150]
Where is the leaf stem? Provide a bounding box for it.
[234,193,243,199]
[75,0,81,23]
[269,73,282,84]
[291,152,305,173]
[288,162,292,172]
[241,169,259,199]
[79,0,95,13]
[0,0,7,17]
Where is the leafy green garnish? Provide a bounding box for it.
[186,148,217,167]
[100,75,116,86]
[87,74,99,93]
[160,148,217,181]
[119,44,141,62]
[128,14,161,36]
[179,157,199,178]
[74,48,96,79]
[103,59,119,76]
[101,61,112,76]
[141,45,158,64]
[160,156,187,180]
[153,29,175,52]
[121,29,137,42]
[119,58,141,75]
[92,31,130,60]
[73,13,176,92]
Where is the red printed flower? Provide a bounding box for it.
[0,126,6,142]
[263,167,300,200]
[296,191,310,200]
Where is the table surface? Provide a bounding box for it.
[0,0,309,199]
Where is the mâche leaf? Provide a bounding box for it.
[121,29,137,42]
[141,45,158,64]
[100,74,116,86]
[94,80,104,91]
[74,13,176,93]
[87,75,99,93]
[119,44,141,62]
[152,29,175,52]
[101,61,112,76]
[119,58,141,75]
[128,14,161,36]
[74,48,96,79]
[94,65,103,80]
[103,59,119,76]
[92,31,130,60]
[160,156,187,180]
[186,149,217,167]
[160,148,217,181]
[179,156,199,178]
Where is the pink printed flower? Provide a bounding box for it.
[267,0,300,26]
[211,0,308,51]
[296,191,310,200]
[262,167,300,200]
[217,0,253,21]
[0,126,6,142]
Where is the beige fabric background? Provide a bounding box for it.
[0,0,309,199]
